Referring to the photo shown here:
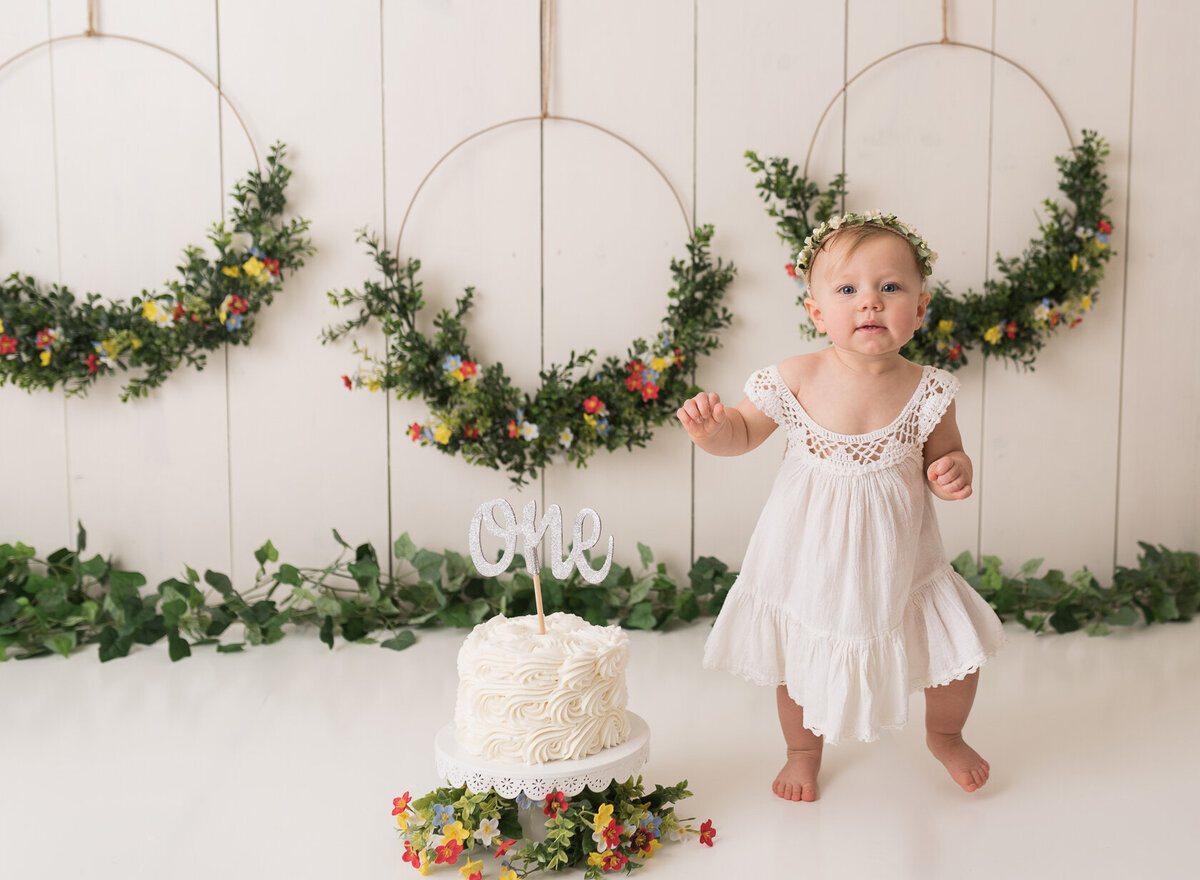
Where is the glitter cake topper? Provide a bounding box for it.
[468,498,614,584]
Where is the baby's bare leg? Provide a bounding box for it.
[774,686,823,802]
[924,671,990,792]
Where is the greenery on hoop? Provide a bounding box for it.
[392,778,714,878]
[746,130,1113,370]
[0,143,313,400]
[2,524,1195,663]
[323,226,735,486]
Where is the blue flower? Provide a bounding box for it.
[658,330,672,348]
[431,803,455,831]
[249,246,266,259]
[516,791,535,810]
[442,354,463,373]
[225,314,244,331]
[644,368,660,384]
[1096,232,1110,244]
[596,418,610,436]
[640,813,663,839]
[421,426,435,443]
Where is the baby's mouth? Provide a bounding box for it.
[857,323,885,331]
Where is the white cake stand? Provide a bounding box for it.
[434,712,650,799]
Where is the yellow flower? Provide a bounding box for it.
[936,319,954,335]
[366,377,382,392]
[594,803,614,833]
[0,318,5,333]
[642,838,663,858]
[588,852,606,867]
[440,820,470,845]
[103,338,121,358]
[40,350,51,366]
[396,811,410,831]
[450,367,465,382]
[131,338,142,350]
[417,852,430,876]
[983,324,1002,345]
[222,265,241,277]
[499,869,518,880]
[141,301,161,321]
[433,424,452,445]
[650,356,670,372]
[583,413,597,428]
[457,858,483,879]
[1070,253,1079,272]
[1080,294,1093,312]
[242,256,264,277]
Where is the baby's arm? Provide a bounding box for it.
[923,400,973,500]
[677,392,777,456]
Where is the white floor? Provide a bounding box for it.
[3,617,1199,880]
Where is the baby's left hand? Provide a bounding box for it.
[927,452,973,500]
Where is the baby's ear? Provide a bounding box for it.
[803,297,827,334]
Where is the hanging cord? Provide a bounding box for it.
[541,0,553,118]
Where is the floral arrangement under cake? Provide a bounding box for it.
[454,612,631,764]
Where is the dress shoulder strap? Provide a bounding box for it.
[914,367,961,444]
[744,365,788,426]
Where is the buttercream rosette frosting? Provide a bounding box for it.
[454,612,631,764]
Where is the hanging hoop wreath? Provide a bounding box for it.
[0,22,312,401]
[748,31,1114,371]
[324,116,735,487]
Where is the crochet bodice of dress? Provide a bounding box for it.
[745,364,959,473]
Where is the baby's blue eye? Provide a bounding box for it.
[882,283,898,293]
[838,285,855,296]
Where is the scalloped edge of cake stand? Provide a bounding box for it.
[434,712,651,799]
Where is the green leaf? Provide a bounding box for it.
[1018,557,1044,578]
[45,632,77,657]
[674,591,700,623]
[951,550,975,576]
[276,564,301,586]
[216,643,245,653]
[381,631,417,651]
[1085,622,1110,637]
[628,576,655,606]
[1153,594,1179,622]
[331,529,351,549]
[319,615,335,649]
[109,570,147,590]
[167,629,192,661]
[76,521,87,553]
[393,532,417,562]
[624,601,657,630]
[314,596,341,619]
[1104,607,1138,626]
[254,540,279,567]
[204,570,233,597]
[412,549,445,584]
[637,542,654,569]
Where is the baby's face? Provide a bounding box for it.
[804,233,929,358]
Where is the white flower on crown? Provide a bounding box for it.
[829,215,843,230]
[864,209,883,221]
[928,251,939,266]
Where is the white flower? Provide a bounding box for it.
[474,817,500,846]
[592,828,611,853]
[864,208,883,221]
[927,251,939,266]
[521,422,540,441]
[667,826,687,843]
[558,427,573,448]
[829,215,843,229]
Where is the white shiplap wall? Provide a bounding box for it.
[1,0,1196,588]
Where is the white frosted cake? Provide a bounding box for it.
[453,612,631,764]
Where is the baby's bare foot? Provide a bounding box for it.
[773,747,821,802]
[926,732,990,792]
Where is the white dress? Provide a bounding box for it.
[702,364,1006,745]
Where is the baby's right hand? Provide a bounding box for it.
[677,392,726,441]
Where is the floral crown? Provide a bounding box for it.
[794,210,937,283]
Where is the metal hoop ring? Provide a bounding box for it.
[395,114,691,257]
[804,40,1074,178]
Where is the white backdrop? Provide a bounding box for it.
[1,0,1196,590]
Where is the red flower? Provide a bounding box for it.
[342,374,353,390]
[544,791,568,817]
[402,841,422,868]
[1069,317,1082,329]
[627,825,652,854]
[582,395,603,414]
[463,424,480,440]
[459,360,477,378]
[947,343,962,361]
[86,353,100,373]
[626,359,644,374]
[785,262,797,278]
[35,329,55,349]
[1097,219,1112,234]
[172,302,186,322]
[392,793,412,815]
[1005,320,1017,340]
[699,819,716,847]
[493,839,514,858]
[641,382,660,402]
[434,839,463,865]
[599,850,629,872]
[263,257,281,275]
[0,334,17,355]
[1049,311,1061,328]
[624,373,643,391]
[228,295,249,315]
[507,419,519,438]
[408,422,422,441]
[601,820,624,850]
[673,347,685,368]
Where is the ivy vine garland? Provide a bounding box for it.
[0,143,313,400]
[324,226,735,486]
[746,130,1113,370]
